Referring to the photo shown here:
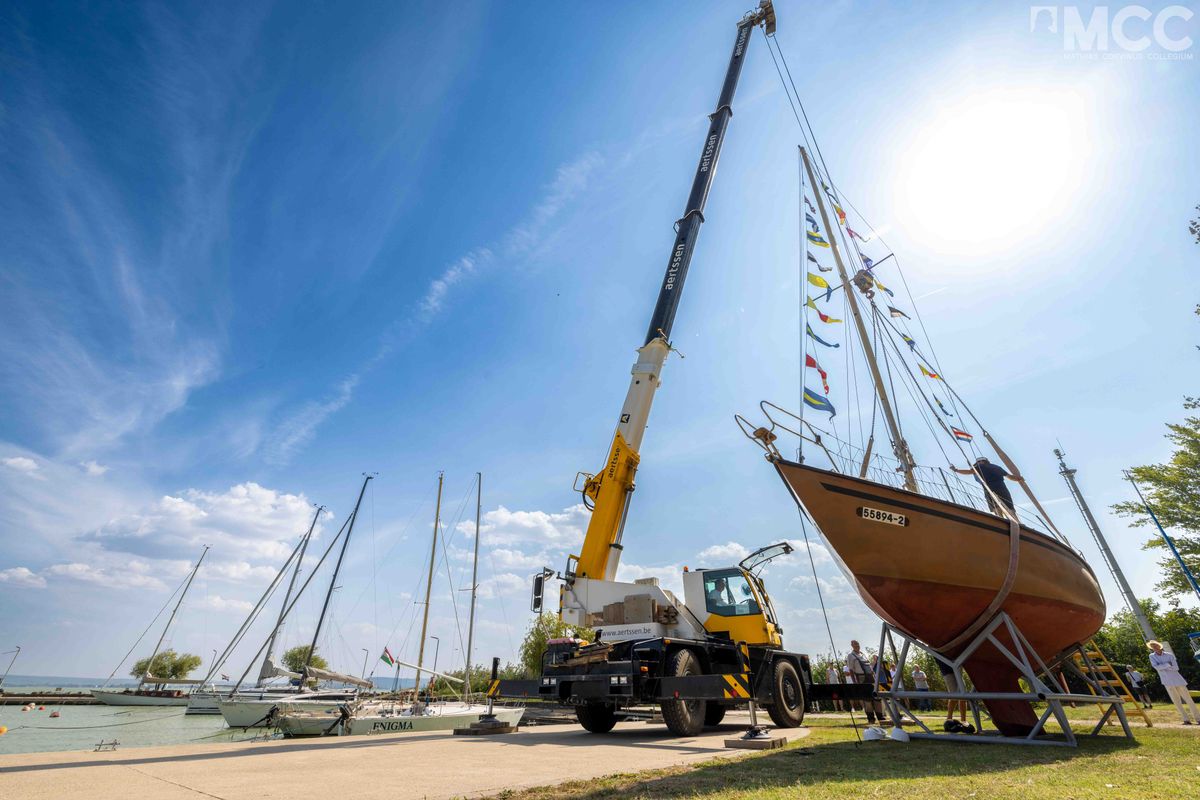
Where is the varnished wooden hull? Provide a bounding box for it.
[775,461,1105,735]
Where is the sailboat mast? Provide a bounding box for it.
[303,475,372,675]
[464,472,482,697]
[259,505,322,684]
[414,472,444,698]
[800,147,917,491]
[140,545,209,688]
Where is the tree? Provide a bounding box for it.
[130,649,202,682]
[281,645,328,674]
[517,614,593,678]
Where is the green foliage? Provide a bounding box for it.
[1111,412,1200,600]
[518,614,593,678]
[427,662,524,696]
[1092,599,1200,692]
[281,645,328,676]
[130,649,202,681]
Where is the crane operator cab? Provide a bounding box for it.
[681,543,789,648]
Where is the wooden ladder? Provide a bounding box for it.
[1072,639,1152,728]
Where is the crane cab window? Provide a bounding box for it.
[703,570,761,617]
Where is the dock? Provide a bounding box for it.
[0,713,809,799]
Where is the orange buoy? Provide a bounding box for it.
[0,725,8,735]
[37,705,45,711]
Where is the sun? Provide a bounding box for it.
[896,88,1091,253]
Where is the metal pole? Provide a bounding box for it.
[361,649,369,681]
[1054,450,1157,641]
[465,472,482,697]
[260,505,322,684]
[1126,471,1200,605]
[304,476,372,675]
[801,147,917,491]
[141,546,209,688]
[430,636,441,696]
[414,473,444,698]
[0,646,20,691]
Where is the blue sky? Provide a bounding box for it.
[1,1,1197,680]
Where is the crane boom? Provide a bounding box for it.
[567,2,776,584]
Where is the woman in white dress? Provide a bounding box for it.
[1147,640,1199,725]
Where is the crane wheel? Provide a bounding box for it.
[765,659,806,728]
[660,649,705,736]
[703,702,727,727]
[575,703,618,733]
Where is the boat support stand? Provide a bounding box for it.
[874,612,1134,747]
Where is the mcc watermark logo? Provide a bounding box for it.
[1029,4,1195,59]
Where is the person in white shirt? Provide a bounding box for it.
[824,664,844,712]
[1147,640,1199,724]
[912,665,932,711]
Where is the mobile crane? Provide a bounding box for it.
[495,1,814,737]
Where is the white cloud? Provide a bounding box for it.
[44,562,166,591]
[697,541,749,565]
[2,456,41,475]
[475,572,528,600]
[477,504,589,547]
[420,248,493,318]
[81,482,320,563]
[262,376,360,466]
[0,566,47,589]
[80,460,109,476]
[196,594,254,612]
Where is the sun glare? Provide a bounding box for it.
[897,89,1090,253]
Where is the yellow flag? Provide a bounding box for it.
[807,272,832,302]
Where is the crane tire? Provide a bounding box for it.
[765,659,806,728]
[575,703,618,733]
[661,649,705,736]
[703,702,727,727]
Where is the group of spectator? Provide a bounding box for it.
[814,637,1199,728]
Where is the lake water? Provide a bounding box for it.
[0,705,266,755]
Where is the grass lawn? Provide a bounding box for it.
[488,707,1198,800]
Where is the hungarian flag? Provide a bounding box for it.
[919,364,941,380]
[805,354,830,394]
[380,647,396,667]
[951,427,973,442]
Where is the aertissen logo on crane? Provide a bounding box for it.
[663,242,686,291]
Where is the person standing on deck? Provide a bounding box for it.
[951,457,1023,516]
[1148,641,1199,724]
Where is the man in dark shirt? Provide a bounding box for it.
[952,457,1022,515]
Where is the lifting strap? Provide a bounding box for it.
[939,499,1021,653]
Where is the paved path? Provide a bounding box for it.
[0,714,810,800]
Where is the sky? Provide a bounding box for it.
[1,0,1197,682]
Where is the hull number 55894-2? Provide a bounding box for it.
[858,506,907,527]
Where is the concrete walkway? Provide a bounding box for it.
[0,714,810,800]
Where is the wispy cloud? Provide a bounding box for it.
[2,456,41,477]
[0,566,47,589]
[260,151,605,465]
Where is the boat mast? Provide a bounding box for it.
[800,147,917,491]
[140,545,209,689]
[0,645,20,692]
[414,472,444,699]
[303,475,372,677]
[464,472,482,697]
[258,505,323,685]
[1055,450,1156,642]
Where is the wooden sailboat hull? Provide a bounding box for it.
[775,461,1105,735]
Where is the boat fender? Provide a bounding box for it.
[861,726,886,741]
[888,726,910,742]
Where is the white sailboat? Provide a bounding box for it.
[216,477,374,727]
[94,547,210,707]
[277,473,522,737]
